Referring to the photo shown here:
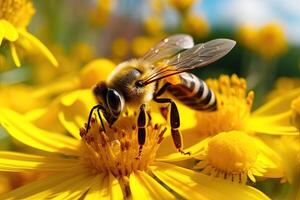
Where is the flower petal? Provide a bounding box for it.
[58,90,96,139]
[0,108,80,156]
[253,88,300,116]
[0,20,19,41]
[0,151,79,172]
[107,173,124,200]
[84,174,106,200]
[10,43,21,67]
[254,137,284,178]
[86,173,123,200]
[46,173,95,200]
[0,170,86,199]
[156,129,208,162]
[151,162,270,200]
[32,78,80,99]
[130,171,175,199]
[248,111,298,135]
[18,29,58,66]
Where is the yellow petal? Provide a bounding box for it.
[107,173,124,200]
[253,88,300,116]
[25,106,65,134]
[0,20,19,41]
[0,108,80,156]
[156,129,208,162]
[49,173,95,200]
[84,174,106,200]
[130,171,175,200]
[58,89,96,139]
[32,77,80,99]
[10,43,21,67]
[248,111,298,135]
[86,173,123,200]
[0,170,85,199]
[18,29,58,66]
[151,162,270,200]
[254,137,284,178]
[0,151,79,172]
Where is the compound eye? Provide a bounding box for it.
[106,89,123,117]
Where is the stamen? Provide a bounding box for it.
[79,114,166,178]
[196,74,254,136]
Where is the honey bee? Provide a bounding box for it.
[88,34,236,157]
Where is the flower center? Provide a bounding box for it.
[0,0,35,28]
[195,74,254,136]
[79,112,166,178]
[207,131,258,174]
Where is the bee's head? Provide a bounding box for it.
[93,82,124,126]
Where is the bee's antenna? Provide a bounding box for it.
[87,104,106,133]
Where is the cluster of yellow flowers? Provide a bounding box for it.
[237,23,287,59]
[0,0,299,199]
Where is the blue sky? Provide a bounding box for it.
[196,0,300,44]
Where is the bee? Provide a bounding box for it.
[87,34,236,157]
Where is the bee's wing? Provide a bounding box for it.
[140,39,236,85]
[141,34,194,63]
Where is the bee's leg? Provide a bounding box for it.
[136,104,147,159]
[87,104,106,132]
[153,83,171,98]
[153,97,190,155]
[153,83,171,119]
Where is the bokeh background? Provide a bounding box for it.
[0,0,300,199]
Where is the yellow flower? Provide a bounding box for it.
[28,42,95,84]
[70,42,96,65]
[195,74,253,136]
[111,38,129,60]
[236,25,257,50]
[143,16,164,36]
[149,0,164,14]
[131,36,158,58]
[0,108,270,199]
[168,0,196,13]
[195,131,282,183]
[254,23,287,59]
[182,14,210,38]
[89,0,114,27]
[195,74,299,137]
[266,77,300,101]
[0,0,57,67]
[0,84,47,113]
[175,74,299,183]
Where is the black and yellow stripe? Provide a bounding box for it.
[167,72,217,111]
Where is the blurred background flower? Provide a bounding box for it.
[0,0,299,199]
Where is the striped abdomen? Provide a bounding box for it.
[167,72,217,111]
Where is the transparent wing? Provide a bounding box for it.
[141,34,194,63]
[140,39,236,85]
